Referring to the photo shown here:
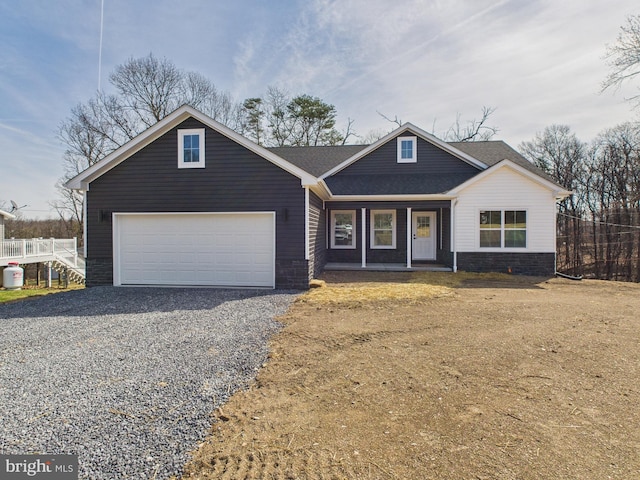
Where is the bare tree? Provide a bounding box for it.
[441,106,499,142]
[520,125,586,275]
[377,106,498,142]
[602,14,640,105]
[57,54,241,234]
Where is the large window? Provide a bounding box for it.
[371,210,396,249]
[331,210,355,249]
[480,210,526,248]
[397,136,417,163]
[178,128,205,169]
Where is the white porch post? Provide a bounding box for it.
[406,207,412,269]
[47,261,52,288]
[304,187,310,261]
[361,207,367,268]
[451,200,458,272]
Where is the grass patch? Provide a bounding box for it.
[302,271,539,308]
[0,284,83,304]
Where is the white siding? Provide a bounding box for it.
[455,166,557,253]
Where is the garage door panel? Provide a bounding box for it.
[115,213,275,287]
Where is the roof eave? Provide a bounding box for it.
[0,209,16,219]
[448,159,571,196]
[319,122,488,179]
[65,105,317,190]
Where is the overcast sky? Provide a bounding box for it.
[1,0,638,219]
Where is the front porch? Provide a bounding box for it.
[324,262,452,272]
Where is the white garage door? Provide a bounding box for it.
[114,213,275,287]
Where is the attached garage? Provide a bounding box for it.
[113,212,275,288]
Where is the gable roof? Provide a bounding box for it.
[65,105,317,190]
[268,145,367,177]
[0,209,15,219]
[448,159,572,199]
[319,123,488,179]
[449,140,556,183]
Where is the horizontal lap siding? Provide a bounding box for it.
[308,190,325,279]
[334,136,480,176]
[86,118,306,286]
[455,167,557,253]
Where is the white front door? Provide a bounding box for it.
[412,212,436,261]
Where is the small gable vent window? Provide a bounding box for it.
[397,136,417,163]
[178,128,205,169]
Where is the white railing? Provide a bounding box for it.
[1,238,79,267]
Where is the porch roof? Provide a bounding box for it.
[323,173,474,195]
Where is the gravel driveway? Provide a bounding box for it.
[0,287,297,479]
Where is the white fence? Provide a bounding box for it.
[1,238,79,267]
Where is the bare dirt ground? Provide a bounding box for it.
[180,272,640,479]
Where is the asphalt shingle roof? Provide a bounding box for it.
[269,139,557,191]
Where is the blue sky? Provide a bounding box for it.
[1,0,638,219]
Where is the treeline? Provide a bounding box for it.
[520,123,640,282]
[4,217,80,242]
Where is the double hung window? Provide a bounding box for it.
[480,210,526,248]
[178,128,205,169]
[331,210,355,249]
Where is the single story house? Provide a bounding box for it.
[0,209,15,240]
[66,105,571,289]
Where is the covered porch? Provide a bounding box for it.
[325,200,455,271]
[324,262,452,272]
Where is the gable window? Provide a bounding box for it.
[371,210,396,249]
[397,136,417,163]
[331,210,355,249]
[480,210,526,248]
[178,128,205,169]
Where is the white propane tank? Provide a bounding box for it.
[3,262,24,290]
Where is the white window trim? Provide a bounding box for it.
[397,136,417,163]
[478,209,528,250]
[370,209,396,249]
[331,210,356,249]
[178,128,205,169]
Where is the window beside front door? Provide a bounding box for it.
[331,210,356,249]
[371,210,396,249]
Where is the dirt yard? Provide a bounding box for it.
[180,271,640,479]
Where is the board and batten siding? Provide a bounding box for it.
[85,117,308,288]
[454,167,557,253]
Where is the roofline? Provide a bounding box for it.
[328,194,457,202]
[65,105,317,190]
[0,209,16,219]
[447,159,573,199]
[319,122,488,179]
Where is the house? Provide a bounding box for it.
[66,105,571,289]
[0,209,15,240]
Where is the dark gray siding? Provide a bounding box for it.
[308,190,325,280]
[333,136,480,176]
[325,201,451,266]
[86,117,308,289]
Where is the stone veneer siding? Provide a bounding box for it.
[85,258,113,286]
[457,252,555,277]
[275,258,310,289]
